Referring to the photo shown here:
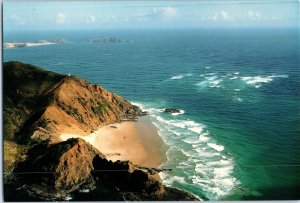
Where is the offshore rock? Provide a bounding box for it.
[164,108,181,114]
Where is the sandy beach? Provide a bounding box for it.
[59,116,167,168]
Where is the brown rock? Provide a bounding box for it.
[3,61,141,144]
[13,138,178,200]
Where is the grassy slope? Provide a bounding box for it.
[3,61,65,141]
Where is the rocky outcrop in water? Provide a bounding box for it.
[164,108,181,114]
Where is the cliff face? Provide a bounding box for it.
[12,138,198,201]
[3,61,64,141]
[3,61,199,201]
[4,61,140,144]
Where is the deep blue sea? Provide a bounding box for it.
[3,28,300,200]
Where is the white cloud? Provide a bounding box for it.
[160,6,178,17]
[8,14,27,25]
[248,10,254,17]
[212,12,219,21]
[248,10,262,20]
[104,15,117,23]
[220,10,229,20]
[55,12,67,24]
[86,15,96,24]
[211,10,233,21]
[143,6,180,19]
[247,10,279,22]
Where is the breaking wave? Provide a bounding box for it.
[170,73,193,80]
[132,102,239,200]
[195,72,288,90]
[241,74,288,88]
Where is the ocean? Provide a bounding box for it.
[3,28,300,200]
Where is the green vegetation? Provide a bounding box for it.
[3,61,65,141]
[4,141,27,181]
[66,106,78,116]
[78,97,87,105]
[92,103,107,114]
[39,119,49,128]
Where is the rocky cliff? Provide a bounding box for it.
[3,61,199,201]
[4,61,140,144]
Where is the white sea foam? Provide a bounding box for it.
[188,126,204,134]
[237,98,243,102]
[229,76,239,80]
[163,175,187,185]
[199,134,210,142]
[171,75,184,80]
[213,165,234,178]
[200,72,217,77]
[191,175,235,197]
[131,101,238,199]
[233,97,243,102]
[168,129,181,136]
[192,176,211,184]
[207,143,225,152]
[171,109,185,116]
[184,120,198,126]
[158,171,168,181]
[65,195,73,201]
[255,85,261,88]
[194,149,220,158]
[269,74,289,78]
[195,81,209,88]
[195,79,222,88]
[196,73,288,91]
[196,73,223,88]
[182,137,202,144]
[131,102,145,110]
[205,76,218,81]
[241,76,273,85]
[207,159,231,167]
[171,121,186,128]
[156,118,205,131]
[172,176,186,184]
[239,74,287,88]
[195,163,211,173]
[79,189,90,193]
[220,178,236,187]
[170,73,192,80]
[211,79,222,85]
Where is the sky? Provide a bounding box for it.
[3,1,300,31]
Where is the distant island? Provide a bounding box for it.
[89,37,130,44]
[3,61,199,201]
[4,38,67,49]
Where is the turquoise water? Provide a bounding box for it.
[4,28,300,200]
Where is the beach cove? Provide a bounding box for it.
[59,116,167,168]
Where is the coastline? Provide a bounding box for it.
[59,115,167,168]
[4,42,56,48]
